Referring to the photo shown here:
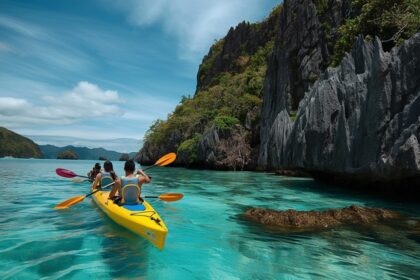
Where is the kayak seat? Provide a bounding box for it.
[122,204,146,211]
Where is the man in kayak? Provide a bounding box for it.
[91,160,118,190]
[109,160,150,205]
[87,163,101,181]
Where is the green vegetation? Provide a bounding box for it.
[213,116,239,130]
[57,150,79,160]
[144,37,274,154]
[198,39,224,84]
[333,0,420,65]
[314,0,420,66]
[289,111,297,122]
[0,127,42,158]
[177,134,201,164]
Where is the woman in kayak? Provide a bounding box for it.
[91,160,118,190]
[109,160,150,204]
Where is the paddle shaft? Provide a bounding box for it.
[86,181,115,198]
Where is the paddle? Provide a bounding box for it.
[71,178,91,183]
[54,181,115,209]
[56,168,89,179]
[142,152,176,171]
[54,153,177,209]
[55,187,182,209]
[145,193,183,202]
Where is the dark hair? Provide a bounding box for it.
[94,163,101,170]
[104,160,113,172]
[124,160,135,173]
[104,160,116,180]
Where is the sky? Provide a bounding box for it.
[0,0,279,152]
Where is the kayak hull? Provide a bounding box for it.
[92,190,168,250]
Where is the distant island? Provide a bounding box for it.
[0,127,137,160]
[0,127,42,158]
[57,149,79,160]
[39,144,137,160]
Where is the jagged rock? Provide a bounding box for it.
[197,12,280,90]
[274,34,420,186]
[259,0,352,167]
[245,205,403,232]
[197,125,252,170]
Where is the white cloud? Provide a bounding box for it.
[110,0,272,61]
[0,81,124,126]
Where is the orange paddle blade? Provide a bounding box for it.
[54,196,85,209]
[158,193,183,202]
[155,153,176,167]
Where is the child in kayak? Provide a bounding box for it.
[87,162,101,181]
[109,160,150,204]
[91,160,118,190]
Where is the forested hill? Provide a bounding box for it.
[40,144,136,160]
[0,127,43,158]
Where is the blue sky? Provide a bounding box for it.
[0,0,279,152]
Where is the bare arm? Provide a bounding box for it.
[109,179,121,199]
[92,173,101,190]
[137,169,150,183]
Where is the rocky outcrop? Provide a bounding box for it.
[197,125,252,170]
[245,205,403,232]
[262,33,420,187]
[197,9,280,90]
[259,0,352,167]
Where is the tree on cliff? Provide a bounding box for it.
[57,150,79,160]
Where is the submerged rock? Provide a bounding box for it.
[245,205,403,232]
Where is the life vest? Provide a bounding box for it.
[121,176,140,205]
[101,172,114,187]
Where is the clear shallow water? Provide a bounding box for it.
[0,159,419,279]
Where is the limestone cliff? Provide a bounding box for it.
[269,33,420,187]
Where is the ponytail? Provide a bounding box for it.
[110,171,117,181]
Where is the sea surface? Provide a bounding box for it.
[0,158,419,279]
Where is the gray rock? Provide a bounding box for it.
[262,32,420,184]
[258,0,352,167]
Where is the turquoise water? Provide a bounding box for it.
[0,159,419,279]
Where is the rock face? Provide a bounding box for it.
[245,205,403,232]
[261,33,420,186]
[0,127,42,158]
[197,12,280,91]
[259,0,352,167]
[197,125,252,170]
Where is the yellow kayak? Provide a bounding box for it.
[92,190,168,250]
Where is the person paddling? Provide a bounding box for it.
[109,160,150,205]
[92,160,118,190]
[88,163,101,181]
